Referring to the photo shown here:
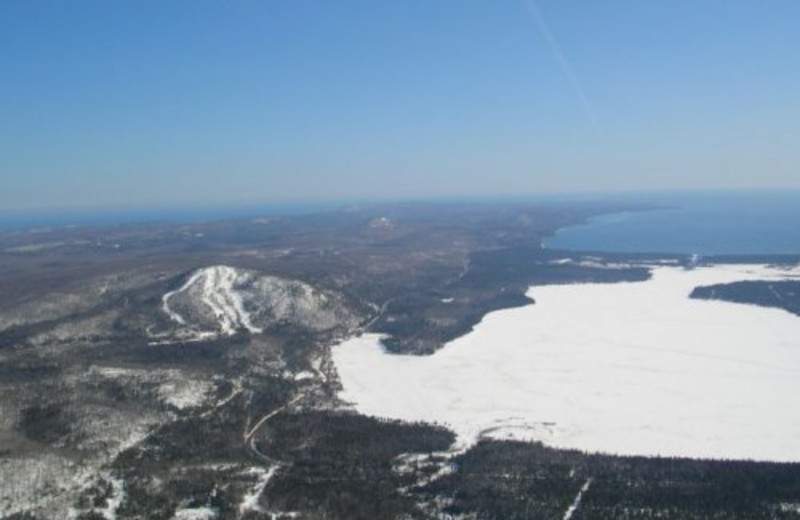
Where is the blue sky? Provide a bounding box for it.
[2,1,800,211]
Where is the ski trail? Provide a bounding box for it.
[563,478,593,520]
[161,269,206,325]
[162,266,263,336]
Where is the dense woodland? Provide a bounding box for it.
[430,441,800,520]
[691,279,800,316]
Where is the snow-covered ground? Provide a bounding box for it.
[159,265,357,342]
[157,378,215,411]
[333,264,800,461]
[162,265,263,337]
[88,365,215,411]
[239,466,278,516]
[67,472,126,520]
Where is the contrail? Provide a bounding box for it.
[522,0,599,128]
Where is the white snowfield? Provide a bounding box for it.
[161,265,356,341]
[333,264,800,462]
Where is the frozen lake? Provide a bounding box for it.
[332,264,800,461]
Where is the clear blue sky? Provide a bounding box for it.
[2,0,799,211]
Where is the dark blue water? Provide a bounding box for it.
[547,190,800,256]
[0,201,344,232]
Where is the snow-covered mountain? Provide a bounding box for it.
[161,265,358,340]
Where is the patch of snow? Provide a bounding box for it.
[395,444,467,495]
[87,365,215,411]
[548,258,633,269]
[574,260,633,269]
[98,474,126,520]
[206,378,242,414]
[68,472,126,520]
[1,454,77,517]
[332,264,800,461]
[89,365,153,380]
[239,466,278,515]
[158,378,214,410]
[172,506,218,519]
[292,370,316,382]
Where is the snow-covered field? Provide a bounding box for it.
[333,264,800,461]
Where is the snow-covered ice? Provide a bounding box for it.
[332,264,800,461]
